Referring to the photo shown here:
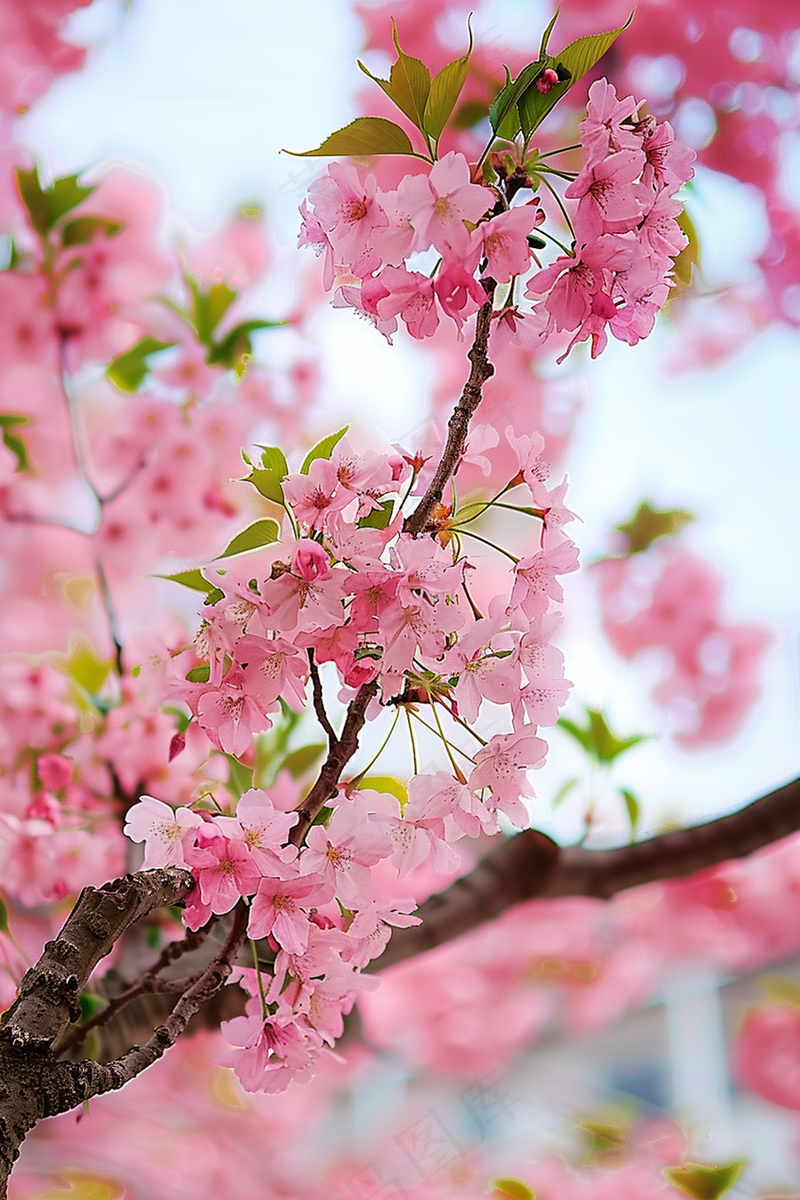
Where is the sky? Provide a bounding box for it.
[16,0,800,842]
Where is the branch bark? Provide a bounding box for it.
[0,867,204,1195]
[404,279,496,537]
[376,774,800,970]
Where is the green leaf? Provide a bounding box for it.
[216,518,279,559]
[257,445,289,479]
[300,425,349,474]
[358,22,431,132]
[78,990,106,1023]
[282,743,326,779]
[539,7,561,58]
[760,976,800,1008]
[558,708,647,766]
[63,633,111,695]
[489,63,538,139]
[61,216,123,246]
[224,753,254,800]
[616,501,694,555]
[162,704,191,735]
[158,568,212,593]
[451,99,490,130]
[185,664,210,683]
[491,1179,535,1200]
[423,22,473,140]
[519,15,634,140]
[189,279,238,345]
[16,165,95,236]
[287,117,417,158]
[516,62,572,141]
[0,413,30,471]
[358,499,394,530]
[672,207,700,288]
[0,892,9,936]
[207,318,283,374]
[356,775,409,809]
[552,776,579,807]
[664,1162,745,1200]
[106,337,175,393]
[620,787,640,839]
[242,446,288,505]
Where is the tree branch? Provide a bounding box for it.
[404,279,496,537]
[376,774,800,970]
[0,867,195,1194]
[307,647,338,746]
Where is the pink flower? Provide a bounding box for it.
[248,872,334,953]
[123,795,203,869]
[734,1004,800,1110]
[400,151,490,257]
[291,539,331,582]
[434,255,488,333]
[580,78,642,162]
[220,1003,319,1093]
[477,203,543,284]
[307,161,387,275]
[195,669,273,756]
[375,265,439,339]
[185,825,262,914]
[509,540,580,619]
[566,150,649,240]
[470,728,548,827]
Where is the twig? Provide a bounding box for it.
[404,280,497,537]
[307,648,338,747]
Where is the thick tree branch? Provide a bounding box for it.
[404,280,496,537]
[0,867,195,1194]
[377,774,800,970]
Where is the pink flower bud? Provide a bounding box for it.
[38,753,72,790]
[292,539,331,582]
[536,68,559,94]
[169,732,186,761]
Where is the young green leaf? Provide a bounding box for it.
[258,445,289,479]
[358,22,431,132]
[16,166,95,237]
[423,22,473,140]
[185,664,210,683]
[620,787,640,839]
[558,708,647,766]
[157,568,214,594]
[206,318,283,373]
[61,216,123,247]
[616,500,694,554]
[287,117,417,158]
[672,207,700,288]
[300,425,349,474]
[224,753,254,800]
[664,1162,745,1200]
[358,499,395,529]
[189,279,238,345]
[242,467,285,505]
[0,413,30,471]
[0,891,9,936]
[519,15,634,141]
[489,62,544,140]
[282,743,326,779]
[491,1179,535,1200]
[538,7,561,58]
[216,518,279,560]
[106,337,175,393]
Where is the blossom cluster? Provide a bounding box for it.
[118,422,580,1091]
[526,79,696,360]
[299,78,693,360]
[593,546,771,746]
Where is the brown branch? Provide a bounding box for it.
[307,647,338,746]
[290,678,378,844]
[376,774,800,971]
[404,279,497,537]
[49,902,248,1108]
[0,867,195,1195]
[57,918,216,1056]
